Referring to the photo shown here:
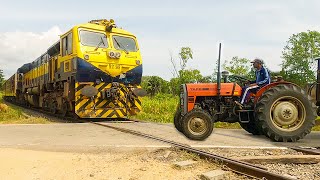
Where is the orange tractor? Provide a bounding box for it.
[174,44,316,142]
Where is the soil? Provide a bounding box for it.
[0,147,243,180]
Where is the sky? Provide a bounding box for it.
[0,0,319,80]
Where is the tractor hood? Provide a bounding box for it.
[185,83,242,97]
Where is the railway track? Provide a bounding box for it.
[289,146,320,155]
[2,99,306,180]
[93,122,297,180]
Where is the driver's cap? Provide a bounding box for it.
[250,58,263,64]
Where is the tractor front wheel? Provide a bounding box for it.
[174,108,183,133]
[181,109,213,141]
[255,84,316,142]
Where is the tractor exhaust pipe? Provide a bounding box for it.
[316,57,320,105]
[217,43,222,98]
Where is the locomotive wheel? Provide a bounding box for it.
[60,102,68,117]
[181,109,213,141]
[255,84,316,142]
[50,102,57,114]
[174,108,183,133]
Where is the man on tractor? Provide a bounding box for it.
[237,58,271,106]
[175,44,316,142]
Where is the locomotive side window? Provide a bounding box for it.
[62,37,66,56]
[79,30,108,48]
[62,33,73,56]
[67,33,73,55]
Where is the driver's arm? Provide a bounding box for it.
[256,67,270,86]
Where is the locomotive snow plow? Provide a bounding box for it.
[174,43,316,142]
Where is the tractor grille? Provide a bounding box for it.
[180,84,188,115]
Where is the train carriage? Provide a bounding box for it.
[3,74,18,101]
[4,19,144,119]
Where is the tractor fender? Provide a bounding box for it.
[254,81,299,103]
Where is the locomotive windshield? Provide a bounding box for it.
[112,35,137,52]
[79,30,108,48]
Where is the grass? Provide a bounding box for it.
[0,92,51,124]
[133,93,178,123]
[313,117,320,131]
[134,93,320,131]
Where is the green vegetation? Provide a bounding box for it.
[133,94,178,123]
[0,92,51,124]
[0,69,4,90]
[0,92,24,121]
[223,56,253,77]
[281,30,320,87]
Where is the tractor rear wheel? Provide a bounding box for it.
[239,119,262,135]
[174,108,183,133]
[181,109,213,141]
[255,84,316,142]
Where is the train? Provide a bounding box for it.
[3,19,145,119]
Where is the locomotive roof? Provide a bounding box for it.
[73,22,136,37]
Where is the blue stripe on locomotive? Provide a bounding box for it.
[76,58,142,85]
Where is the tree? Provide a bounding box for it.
[223,56,255,80]
[199,75,215,83]
[281,30,320,86]
[169,69,205,95]
[170,47,194,78]
[0,69,4,90]
[223,56,251,76]
[169,47,199,95]
[141,76,169,97]
[179,47,193,71]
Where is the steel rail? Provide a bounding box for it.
[92,122,294,180]
[290,146,320,155]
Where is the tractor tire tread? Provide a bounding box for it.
[255,84,316,142]
[181,109,213,141]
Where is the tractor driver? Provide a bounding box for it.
[238,58,271,105]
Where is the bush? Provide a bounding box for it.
[133,93,178,123]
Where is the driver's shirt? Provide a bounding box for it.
[254,66,270,87]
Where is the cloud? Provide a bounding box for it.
[1,0,320,81]
[0,26,62,78]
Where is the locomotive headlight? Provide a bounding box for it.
[115,52,121,59]
[84,54,89,60]
[136,60,141,65]
[108,51,116,58]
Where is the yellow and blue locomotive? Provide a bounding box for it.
[4,19,145,118]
